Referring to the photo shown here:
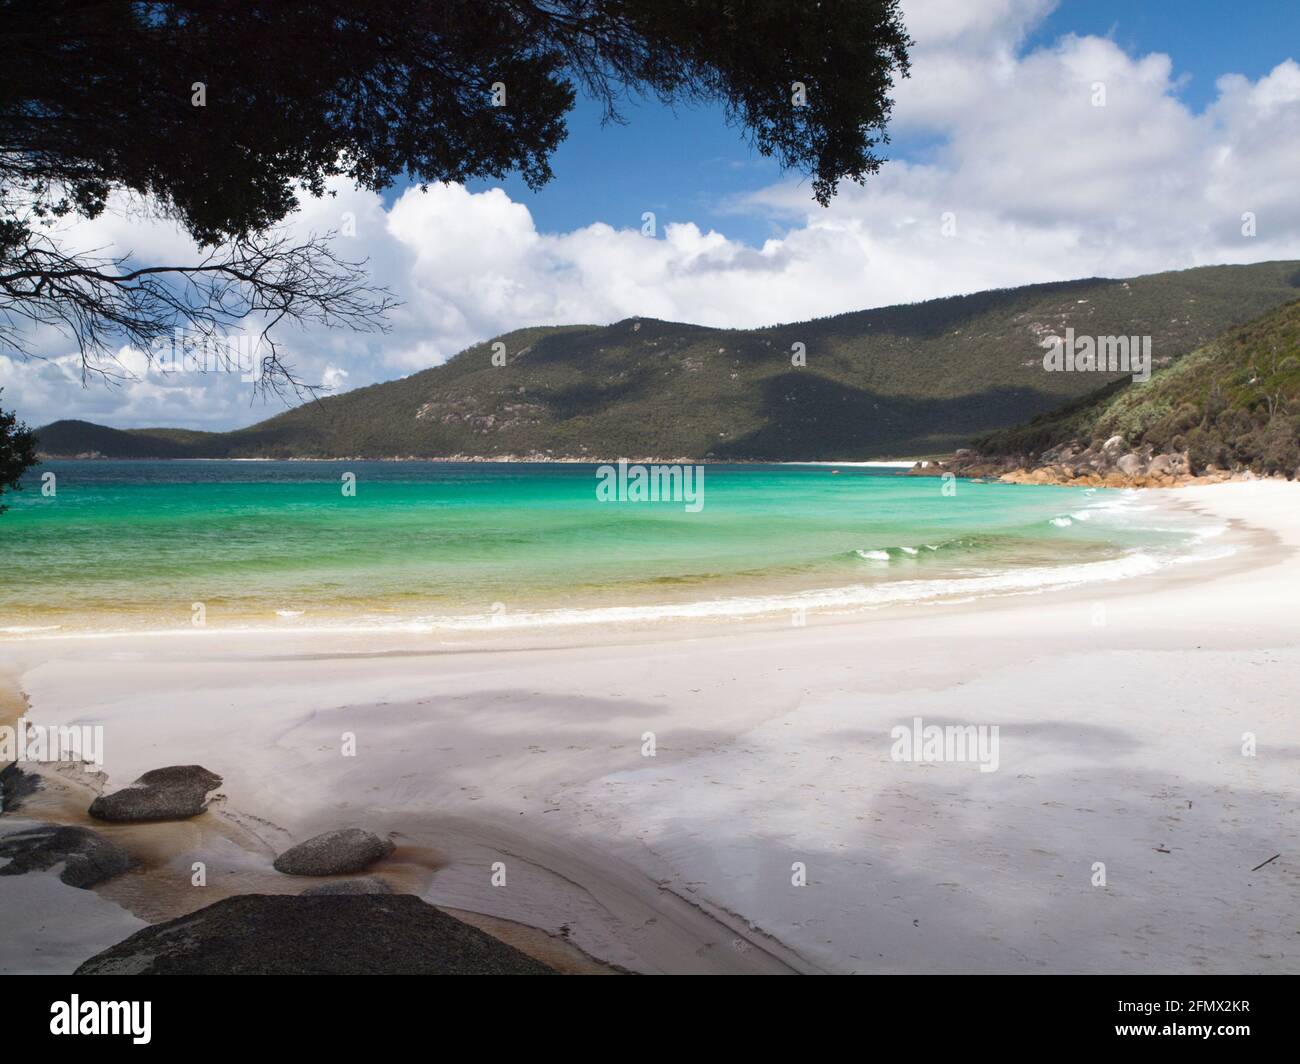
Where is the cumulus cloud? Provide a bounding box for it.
[3,0,1299,430]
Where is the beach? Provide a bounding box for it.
[1,478,1297,974]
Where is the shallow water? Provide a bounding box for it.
[0,461,1226,635]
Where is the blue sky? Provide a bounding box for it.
[460,0,1300,246]
[1028,0,1300,109]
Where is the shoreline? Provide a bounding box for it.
[2,480,1298,973]
[35,448,1288,491]
[0,482,1232,644]
[34,453,933,465]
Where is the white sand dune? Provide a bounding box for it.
[1,480,1297,973]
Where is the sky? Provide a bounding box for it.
[4,0,1300,430]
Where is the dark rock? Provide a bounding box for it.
[0,822,133,888]
[74,894,557,974]
[273,828,394,876]
[89,765,222,822]
[301,876,393,896]
[0,764,41,814]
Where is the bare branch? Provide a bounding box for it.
[0,205,399,397]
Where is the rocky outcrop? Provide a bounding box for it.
[88,765,223,822]
[0,822,134,888]
[1115,453,1144,477]
[907,439,1227,488]
[1147,453,1191,479]
[272,828,394,876]
[74,894,557,974]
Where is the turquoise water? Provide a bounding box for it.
[0,461,1223,635]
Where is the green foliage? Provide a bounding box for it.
[35,261,1300,462]
[0,0,910,245]
[0,388,37,513]
[978,297,1300,476]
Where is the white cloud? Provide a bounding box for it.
[892,0,1059,131]
[3,0,1300,430]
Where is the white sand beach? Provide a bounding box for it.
[2,479,1297,974]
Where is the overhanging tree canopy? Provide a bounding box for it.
[0,0,911,390]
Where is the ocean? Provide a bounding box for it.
[0,460,1228,637]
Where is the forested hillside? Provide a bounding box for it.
[36,261,1300,461]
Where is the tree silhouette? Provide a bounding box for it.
[0,0,910,391]
[0,389,36,512]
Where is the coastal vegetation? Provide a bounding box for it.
[0,389,36,512]
[976,298,1300,478]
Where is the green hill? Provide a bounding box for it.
[36,260,1300,461]
[33,420,225,459]
[974,298,1300,477]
